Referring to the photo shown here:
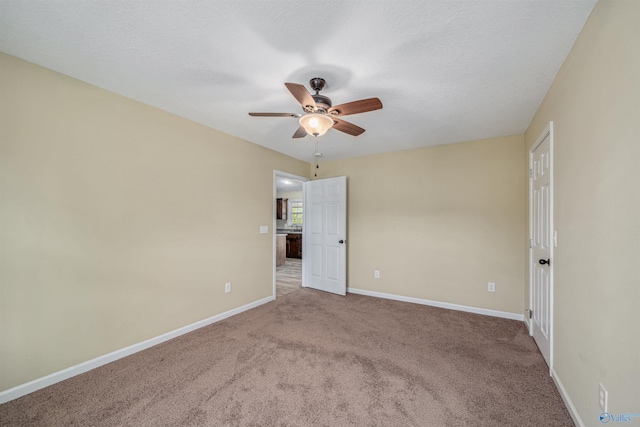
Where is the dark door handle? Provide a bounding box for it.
[338,240,345,244]
[539,259,550,265]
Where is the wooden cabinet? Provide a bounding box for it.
[286,234,302,259]
[276,198,288,220]
[276,234,286,266]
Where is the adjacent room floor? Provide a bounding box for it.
[276,257,302,298]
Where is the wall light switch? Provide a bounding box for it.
[260,226,268,234]
[488,282,496,292]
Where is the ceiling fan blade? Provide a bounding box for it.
[292,126,307,138]
[332,118,365,136]
[328,98,383,116]
[248,112,302,118]
[285,82,317,110]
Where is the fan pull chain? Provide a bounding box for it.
[314,141,319,177]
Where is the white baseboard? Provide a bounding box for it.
[347,287,524,321]
[0,295,274,404]
[551,368,584,427]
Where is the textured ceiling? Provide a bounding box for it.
[0,1,597,162]
[276,176,304,193]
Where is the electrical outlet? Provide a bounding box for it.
[598,383,608,412]
[488,282,496,292]
[225,282,231,293]
[374,270,380,279]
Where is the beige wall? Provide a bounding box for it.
[316,135,525,315]
[0,53,309,391]
[276,190,303,201]
[524,1,639,424]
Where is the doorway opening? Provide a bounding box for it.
[274,171,308,298]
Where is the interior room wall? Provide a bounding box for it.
[276,190,303,200]
[0,53,309,392]
[524,1,639,424]
[315,135,525,315]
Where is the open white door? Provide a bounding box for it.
[530,123,553,368]
[303,176,347,296]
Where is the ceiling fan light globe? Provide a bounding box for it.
[299,113,333,137]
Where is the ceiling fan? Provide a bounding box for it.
[249,77,383,138]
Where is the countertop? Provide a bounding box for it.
[277,229,302,234]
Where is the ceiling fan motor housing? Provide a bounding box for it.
[312,94,332,111]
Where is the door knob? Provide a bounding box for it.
[539,259,550,265]
[338,240,345,244]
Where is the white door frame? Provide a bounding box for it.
[273,170,309,298]
[528,121,554,371]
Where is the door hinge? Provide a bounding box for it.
[529,168,533,178]
[529,238,533,249]
[527,309,532,319]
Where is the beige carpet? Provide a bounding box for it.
[0,289,574,426]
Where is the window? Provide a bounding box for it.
[287,199,303,226]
